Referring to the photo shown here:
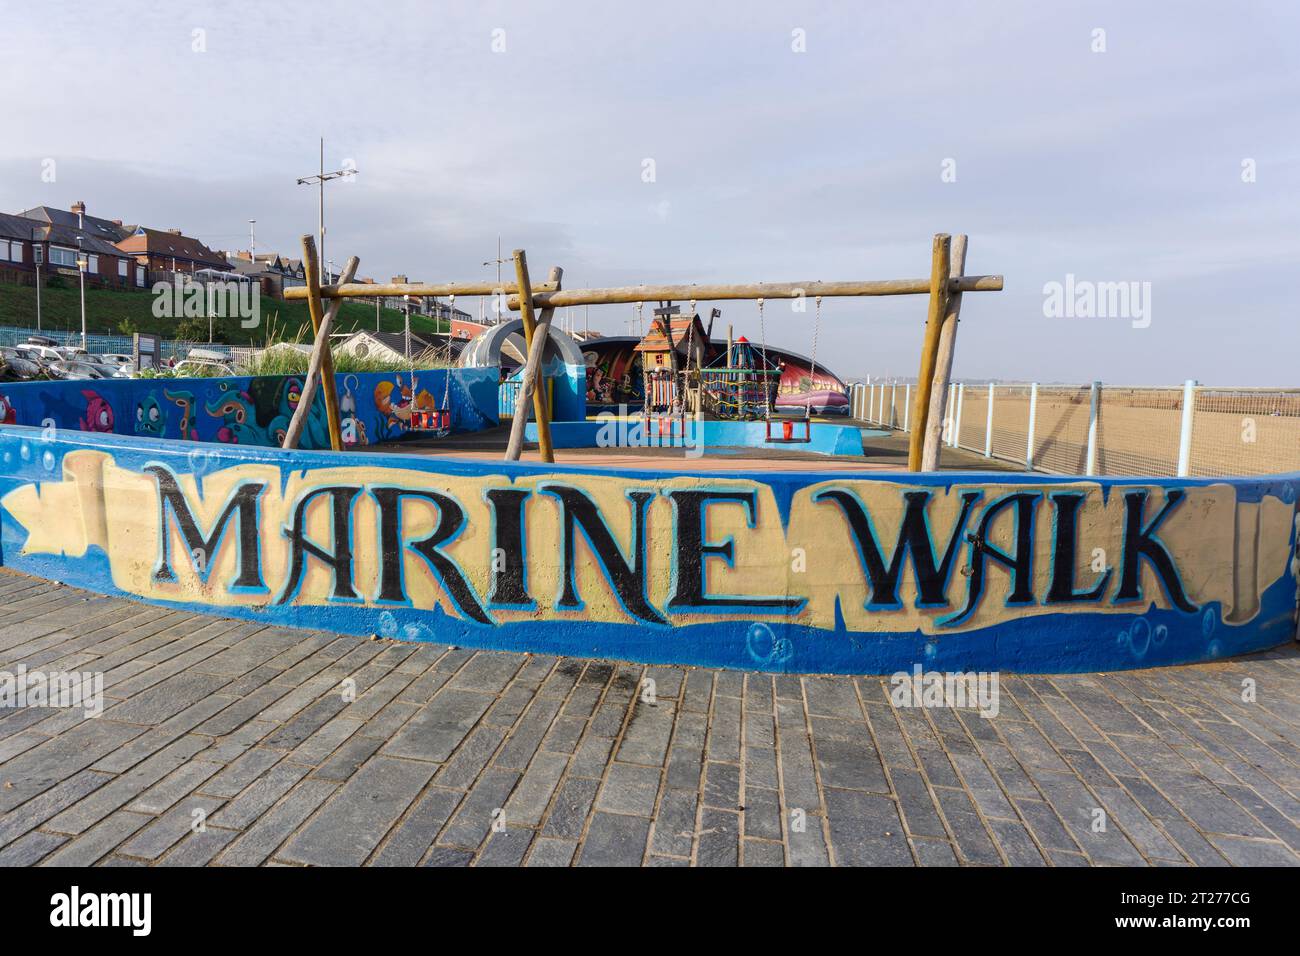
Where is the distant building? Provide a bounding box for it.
[225,251,307,299]
[115,225,231,276]
[2,204,140,288]
[18,201,131,244]
[334,329,465,365]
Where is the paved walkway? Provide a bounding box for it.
[0,570,1296,867]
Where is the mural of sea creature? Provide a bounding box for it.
[0,394,15,425]
[263,377,315,447]
[373,377,436,441]
[164,389,199,441]
[134,395,164,437]
[205,383,267,445]
[374,378,414,427]
[81,391,115,433]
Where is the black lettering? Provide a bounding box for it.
[145,465,265,590]
[1046,492,1111,603]
[944,492,1039,627]
[542,485,665,625]
[815,489,979,609]
[372,487,490,624]
[485,488,531,607]
[277,486,361,603]
[1116,490,1196,612]
[667,489,802,611]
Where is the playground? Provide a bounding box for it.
[0,234,1295,676]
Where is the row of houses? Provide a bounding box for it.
[0,200,471,324]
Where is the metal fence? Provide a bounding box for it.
[850,380,1300,477]
[0,324,193,361]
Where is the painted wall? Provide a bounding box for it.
[525,418,875,457]
[0,368,500,450]
[1,425,1295,674]
[500,360,587,423]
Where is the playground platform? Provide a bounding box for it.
[0,570,1296,867]
[370,424,1028,473]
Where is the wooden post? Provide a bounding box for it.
[920,234,967,470]
[907,234,952,471]
[300,236,344,451]
[284,255,359,448]
[510,251,556,463]
[504,262,563,462]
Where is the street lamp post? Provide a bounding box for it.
[482,235,507,324]
[296,137,356,286]
[76,236,87,349]
[32,229,43,332]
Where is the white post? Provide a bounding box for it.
[1085,380,1101,476]
[1026,382,1039,470]
[890,382,897,428]
[984,382,994,457]
[955,382,965,450]
[1177,379,1197,477]
[903,383,911,431]
[951,379,961,447]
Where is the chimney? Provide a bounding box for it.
[111,219,123,227]
[71,200,85,228]
[167,228,182,236]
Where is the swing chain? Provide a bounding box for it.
[810,294,822,384]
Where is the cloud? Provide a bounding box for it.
[0,0,1296,383]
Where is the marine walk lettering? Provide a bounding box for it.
[128,460,1203,630]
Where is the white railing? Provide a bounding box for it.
[848,380,1300,477]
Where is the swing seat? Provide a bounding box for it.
[764,417,812,443]
[410,408,452,435]
[643,414,682,440]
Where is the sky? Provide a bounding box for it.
[1,1,1296,385]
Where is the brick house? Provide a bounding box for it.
[114,225,232,278]
[226,251,307,300]
[2,203,141,289]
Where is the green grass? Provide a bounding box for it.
[0,279,447,345]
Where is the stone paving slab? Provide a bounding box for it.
[0,571,1297,867]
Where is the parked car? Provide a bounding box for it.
[14,343,62,367]
[0,347,46,381]
[48,360,129,381]
[96,353,134,368]
[55,346,91,362]
[173,348,234,377]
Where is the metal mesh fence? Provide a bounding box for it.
[957,384,989,455]
[988,384,1033,463]
[1031,385,1093,474]
[1094,386,1184,476]
[848,380,1300,477]
[0,324,191,361]
[1188,388,1300,477]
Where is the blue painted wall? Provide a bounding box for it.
[526,418,876,457]
[0,368,500,450]
[0,423,1295,675]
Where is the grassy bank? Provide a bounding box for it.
[0,279,448,345]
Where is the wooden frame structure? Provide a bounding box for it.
[284,233,1003,471]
